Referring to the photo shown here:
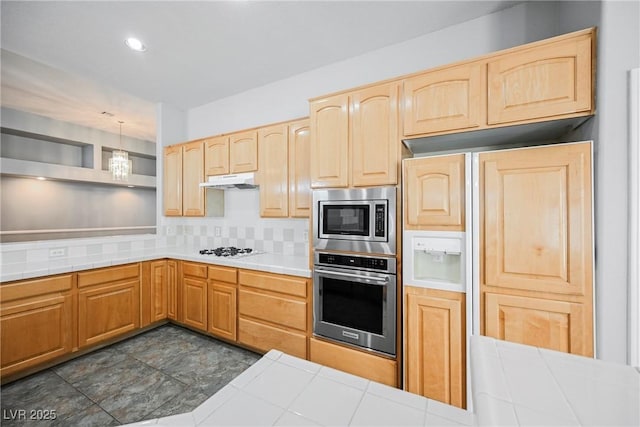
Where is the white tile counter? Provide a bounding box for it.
[126,349,475,427]
[0,245,310,283]
[470,335,640,426]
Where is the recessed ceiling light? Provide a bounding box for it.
[36,177,46,181]
[127,185,135,188]
[125,37,146,52]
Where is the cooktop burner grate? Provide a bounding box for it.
[198,247,259,257]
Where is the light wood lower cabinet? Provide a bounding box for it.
[0,275,73,378]
[180,262,208,332]
[167,260,178,321]
[404,286,465,408]
[309,337,398,387]
[77,264,140,348]
[238,270,310,359]
[141,260,168,327]
[208,266,237,342]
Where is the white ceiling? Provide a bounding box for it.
[0,1,521,141]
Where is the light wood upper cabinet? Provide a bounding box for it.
[1,275,73,378]
[351,82,400,187]
[487,29,594,125]
[163,145,183,216]
[480,142,593,356]
[404,154,465,231]
[403,61,485,137]
[182,141,205,216]
[230,130,258,173]
[205,136,230,176]
[405,286,465,408]
[288,119,311,217]
[77,264,140,348]
[310,93,349,188]
[258,124,289,218]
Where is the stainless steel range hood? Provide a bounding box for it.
[199,172,257,189]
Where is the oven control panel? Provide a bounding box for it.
[317,252,395,274]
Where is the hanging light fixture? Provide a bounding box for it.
[109,121,132,181]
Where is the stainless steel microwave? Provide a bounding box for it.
[312,186,396,255]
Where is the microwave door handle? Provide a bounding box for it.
[315,268,389,284]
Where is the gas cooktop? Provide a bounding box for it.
[198,247,261,258]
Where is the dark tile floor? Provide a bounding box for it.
[0,324,260,426]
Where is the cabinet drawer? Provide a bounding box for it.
[1,274,72,302]
[309,337,397,387]
[78,264,139,288]
[209,266,237,284]
[182,262,208,279]
[238,318,307,359]
[238,270,307,298]
[239,290,306,332]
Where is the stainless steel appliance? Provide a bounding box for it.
[313,251,396,356]
[312,186,396,255]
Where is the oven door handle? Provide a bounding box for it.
[314,268,390,284]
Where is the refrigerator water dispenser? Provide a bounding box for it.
[404,231,466,292]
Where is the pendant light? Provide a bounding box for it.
[109,121,132,181]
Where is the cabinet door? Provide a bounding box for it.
[288,119,311,218]
[1,290,73,378]
[405,287,465,408]
[487,31,593,125]
[163,145,183,216]
[183,141,205,216]
[229,130,258,173]
[403,61,485,136]
[208,282,237,341]
[258,124,289,217]
[205,136,230,176]
[182,277,207,331]
[485,293,590,356]
[480,142,593,356]
[404,154,465,231]
[78,280,140,348]
[310,93,349,188]
[351,82,400,186]
[167,260,178,321]
[150,260,168,322]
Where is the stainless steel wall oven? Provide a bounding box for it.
[313,251,396,356]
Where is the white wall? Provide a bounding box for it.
[592,0,639,364]
[187,2,560,139]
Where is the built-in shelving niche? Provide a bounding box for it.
[0,126,156,188]
[0,108,158,242]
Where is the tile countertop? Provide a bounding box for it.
[0,247,311,283]
[125,337,639,427]
[470,335,640,426]
[125,349,476,427]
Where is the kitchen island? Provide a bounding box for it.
[124,336,640,426]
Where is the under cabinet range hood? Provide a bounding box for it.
[199,172,257,189]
